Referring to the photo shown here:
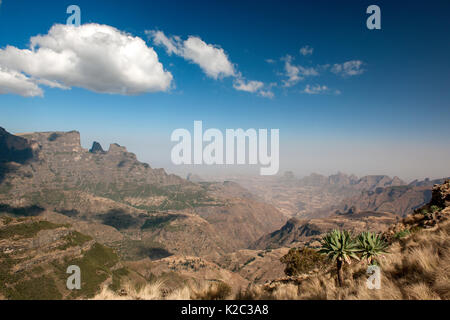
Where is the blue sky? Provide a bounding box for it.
[0,0,449,180]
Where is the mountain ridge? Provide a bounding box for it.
[0,127,286,260]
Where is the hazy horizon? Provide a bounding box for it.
[1,0,450,182]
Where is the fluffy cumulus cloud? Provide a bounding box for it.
[147,30,235,79]
[300,45,313,56]
[0,67,43,97]
[282,55,318,87]
[0,23,173,97]
[331,60,365,76]
[148,30,273,97]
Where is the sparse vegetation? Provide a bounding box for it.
[430,205,442,213]
[57,231,92,250]
[194,281,232,300]
[394,229,411,239]
[94,279,232,300]
[5,275,62,300]
[234,220,450,300]
[280,247,329,276]
[54,243,119,298]
[109,268,130,292]
[0,220,59,239]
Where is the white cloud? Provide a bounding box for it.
[183,37,236,79]
[300,45,313,56]
[299,65,319,77]
[0,23,173,96]
[331,60,365,76]
[302,84,329,95]
[233,79,264,93]
[282,56,301,87]
[282,55,318,87]
[258,90,274,99]
[233,78,274,98]
[149,30,180,56]
[0,67,43,97]
[265,59,276,64]
[147,30,235,79]
[147,30,275,97]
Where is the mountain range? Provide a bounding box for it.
[0,126,448,299]
[0,127,285,260]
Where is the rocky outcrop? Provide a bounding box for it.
[89,141,105,154]
[383,180,450,242]
[430,180,450,208]
[0,127,35,164]
[18,130,83,154]
[0,128,191,201]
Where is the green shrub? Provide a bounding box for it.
[430,205,442,213]
[394,229,411,239]
[356,232,388,265]
[318,230,359,287]
[280,247,328,276]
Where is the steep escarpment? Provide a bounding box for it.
[252,210,397,250]
[232,172,408,218]
[331,178,449,218]
[9,130,193,208]
[251,180,450,250]
[242,181,450,300]
[0,127,286,259]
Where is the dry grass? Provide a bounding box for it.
[92,221,449,300]
[238,221,450,300]
[92,278,232,300]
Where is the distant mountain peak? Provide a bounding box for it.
[89,141,105,154]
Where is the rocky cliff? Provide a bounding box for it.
[0,127,286,259]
